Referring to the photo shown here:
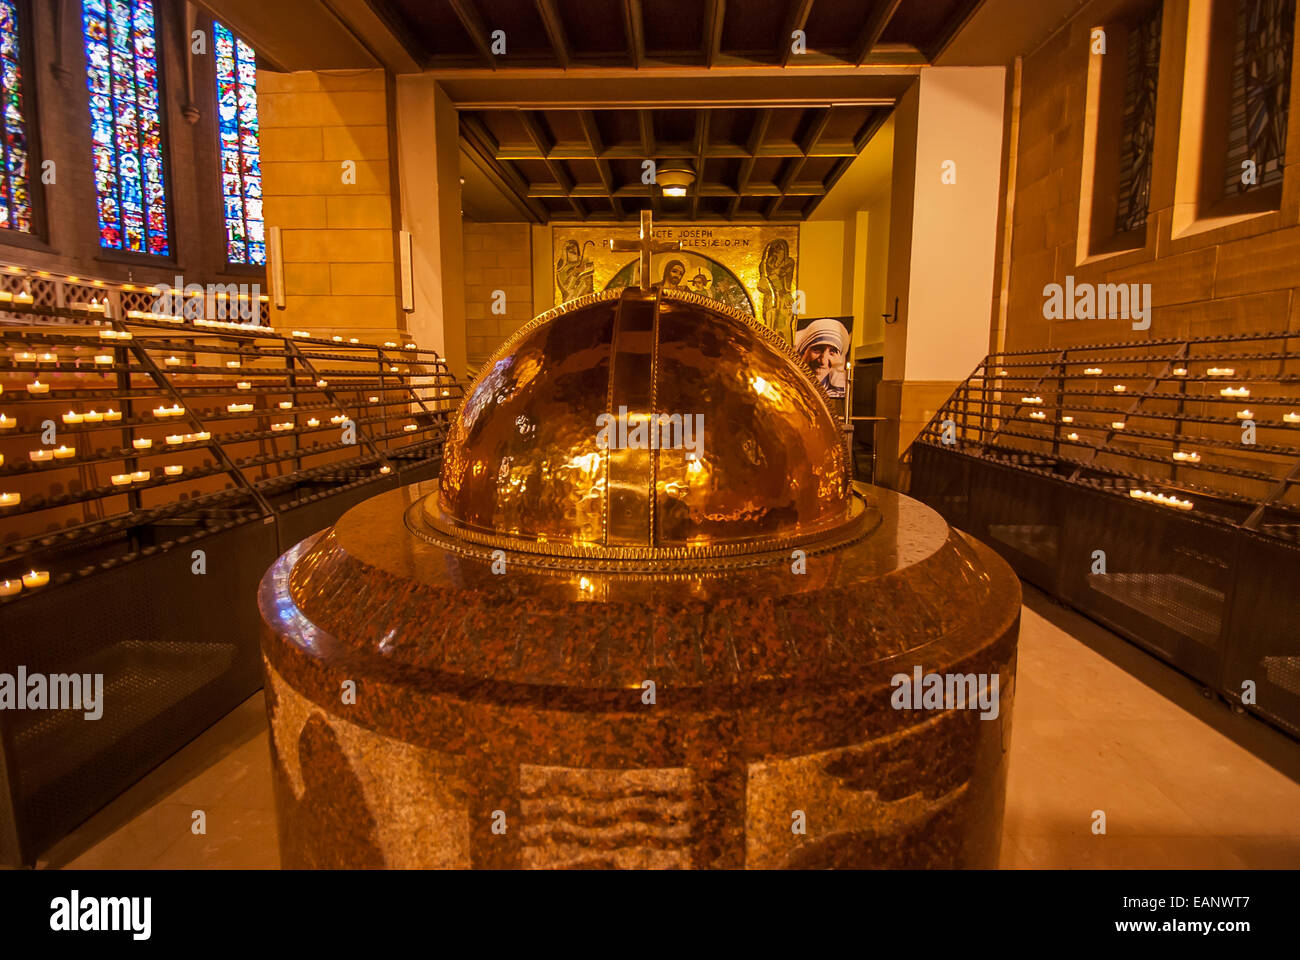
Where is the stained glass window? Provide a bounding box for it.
[82,0,169,255]
[1225,0,1295,196]
[214,21,262,265]
[1114,4,1162,234]
[0,0,33,232]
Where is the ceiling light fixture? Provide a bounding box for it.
[656,160,695,197]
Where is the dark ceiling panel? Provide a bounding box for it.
[640,0,707,53]
[718,0,786,56]
[476,0,553,56]
[879,0,979,55]
[554,0,628,55]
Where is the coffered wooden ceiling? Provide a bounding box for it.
[368,0,981,69]
[461,104,890,222]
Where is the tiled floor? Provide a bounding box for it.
[40,587,1300,869]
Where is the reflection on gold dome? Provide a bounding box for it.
[424,286,866,568]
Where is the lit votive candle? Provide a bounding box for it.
[1220,386,1250,397]
[26,380,49,394]
[103,408,121,421]
[279,401,293,409]
[164,465,183,477]
[0,290,13,303]
[83,410,103,423]
[1113,384,1126,392]
[133,438,153,450]
[190,431,211,442]
[1067,432,1080,441]
[111,473,132,486]
[228,403,253,413]
[330,415,346,424]
[14,351,35,362]
[315,379,328,387]
[306,418,320,427]
[389,365,399,372]
[380,465,391,475]
[1285,412,1300,424]
[1084,367,1102,375]
[226,360,242,368]
[0,492,19,507]
[1111,421,1126,430]
[236,381,251,390]
[62,411,84,425]
[292,330,310,338]
[52,445,75,459]
[129,470,150,482]
[1030,411,1046,420]
[1237,409,1254,419]
[1173,367,1188,376]
[368,396,379,403]
[1061,415,1074,423]
[1172,451,1201,463]
[0,414,16,429]
[29,449,54,462]
[14,291,31,304]
[271,421,292,432]
[442,390,450,397]
[0,579,21,597]
[332,336,343,342]
[22,570,49,589]
[1208,367,1235,376]
[37,352,57,363]
[165,434,184,444]
[164,356,181,366]
[94,354,113,365]
[403,344,416,351]
[384,341,397,348]
[403,423,418,432]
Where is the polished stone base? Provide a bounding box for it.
[258,481,1020,868]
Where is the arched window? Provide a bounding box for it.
[81,0,170,255]
[214,21,263,265]
[0,0,33,233]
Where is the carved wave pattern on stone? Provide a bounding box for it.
[518,765,694,869]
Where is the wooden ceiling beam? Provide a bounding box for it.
[621,0,645,69]
[579,110,623,218]
[691,111,710,219]
[779,0,817,68]
[852,0,904,65]
[459,116,547,222]
[534,0,571,69]
[703,0,726,67]
[447,0,497,69]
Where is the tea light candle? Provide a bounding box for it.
[1285,412,1300,424]
[1020,396,1042,404]
[153,404,184,418]
[83,410,103,423]
[103,408,121,421]
[330,415,346,424]
[1067,432,1079,441]
[379,465,391,475]
[0,492,19,507]
[1084,367,1102,375]
[384,341,398,348]
[21,570,48,589]
[1111,421,1126,430]
[279,401,293,409]
[368,396,379,403]
[129,470,150,482]
[403,343,416,351]
[61,411,84,425]
[1220,386,1250,397]
[226,360,242,368]
[94,354,114,365]
[163,464,183,477]
[29,449,53,462]
[164,356,181,366]
[165,434,184,444]
[271,421,293,431]
[132,438,153,450]
[1172,367,1188,376]
[14,290,31,304]
[403,423,418,432]
[442,390,450,397]
[332,336,343,342]
[37,352,57,363]
[0,579,21,597]
[188,431,211,442]
[1172,451,1201,463]
[389,365,399,372]
[228,403,253,413]
[1112,384,1127,392]
[1061,415,1074,423]
[292,330,310,337]
[111,473,132,486]
[14,351,35,362]
[26,380,49,394]
[236,381,251,390]
[52,444,75,459]
[1030,411,1046,420]
[349,338,359,344]
[1207,367,1235,376]
[0,414,15,429]
[1237,409,1254,419]
[315,379,328,387]
[0,290,14,303]
[306,418,320,427]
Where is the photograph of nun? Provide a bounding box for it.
[793,316,852,399]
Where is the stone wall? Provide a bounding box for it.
[462,222,534,372]
[1000,2,1300,353]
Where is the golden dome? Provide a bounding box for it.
[423,286,866,569]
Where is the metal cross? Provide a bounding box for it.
[610,210,681,291]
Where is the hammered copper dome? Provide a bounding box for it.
[424,286,865,567]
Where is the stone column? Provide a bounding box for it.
[395,77,468,378]
[877,67,1006,487]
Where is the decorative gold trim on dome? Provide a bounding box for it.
[408,494,877,574]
